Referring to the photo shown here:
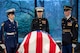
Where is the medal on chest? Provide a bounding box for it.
[42,20,46,24]
[67,22,72,26]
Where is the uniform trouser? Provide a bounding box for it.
[6,45,16,53]
[62,44,72,53]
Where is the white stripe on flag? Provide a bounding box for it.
[29,31,37,53]
[17,45,24,53]
[17,34,29,53]
[42,32,50,53]
[56,45,60,53]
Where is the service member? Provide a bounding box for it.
[1,8,18,53]
[31,7,49,33]
[62,6,78,53]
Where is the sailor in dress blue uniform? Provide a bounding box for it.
[1,8,18,53]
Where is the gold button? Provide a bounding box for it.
[63,26,65,28]
[39,24,42,26]
[40,27,42,29]
[14,29,15,31]
[36,21,38,22]
[9,24,11,26]
[39,22,41,23]
[14,26,15,28]
[39,19,41,20]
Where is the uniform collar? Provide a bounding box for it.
[65,15,71,20]
[8,18,14,23]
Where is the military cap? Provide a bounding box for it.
[35,7,44,12]
[6,8,15,15]
[64,6,72,11]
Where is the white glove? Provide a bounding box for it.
[72,44,76,48]
[0,44,6,49]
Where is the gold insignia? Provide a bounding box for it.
[75,24,78,27]
[42,20,46,24]
[1,23,4,26]
[67,22,72,26]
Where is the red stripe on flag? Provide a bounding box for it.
[36,31,43,53]
[16,51,19,53]
[48,35,56,53]
[24,32,31,53]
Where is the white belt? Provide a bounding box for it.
[6,32,16,35]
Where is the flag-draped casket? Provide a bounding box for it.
[16,31,61,53]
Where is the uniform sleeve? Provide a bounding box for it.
[72,19,78,44]
[31,19,35,31]
[61,18,65,29]
[16,28,18,44]
[0,22,5,43]
[62,19,64,29]
[0,30,2,43]
[46,19,49,33]
[16,21,18,44]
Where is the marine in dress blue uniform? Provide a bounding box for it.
[62,6,78,53]
[31,7,49,33]
[1,8,18,53]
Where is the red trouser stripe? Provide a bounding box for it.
[36,31,43,53]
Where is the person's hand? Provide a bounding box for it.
[4,48,7,53]
[72,44,76,48]
[16,43,19,50]
[0,44,6,49]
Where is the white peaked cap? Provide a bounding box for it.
[35,7,44,11]
[6,8,15,13]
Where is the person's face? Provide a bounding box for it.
[64,10,71,17]
[8,14,15,20]
[37,11,43,18]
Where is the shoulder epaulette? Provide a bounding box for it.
[1,22,5,26]
[72,16,77,21]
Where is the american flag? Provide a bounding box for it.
[16,31,61,53]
